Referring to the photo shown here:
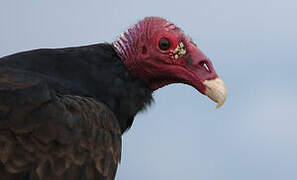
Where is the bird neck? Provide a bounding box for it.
[95,44,153,133]
[112,20,147,63]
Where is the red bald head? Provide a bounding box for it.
[113,17,226,108]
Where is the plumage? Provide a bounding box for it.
[0,17,226,179]
[0,44,152,179]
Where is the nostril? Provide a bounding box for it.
[142,46,147,54]
[200,61,211,72]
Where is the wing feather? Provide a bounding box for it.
[0,68,121,180]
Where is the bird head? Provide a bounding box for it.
[113,17,226,108]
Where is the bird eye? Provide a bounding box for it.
[158,38,171,50]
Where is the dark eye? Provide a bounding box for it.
[158,38,171,50]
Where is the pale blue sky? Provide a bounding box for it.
[1,0,297,180]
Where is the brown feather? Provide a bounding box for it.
[0,69,121,180]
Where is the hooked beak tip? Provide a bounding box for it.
[202,78,227,109]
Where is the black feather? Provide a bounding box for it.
[0,43,153,132]
[0,43,153,179]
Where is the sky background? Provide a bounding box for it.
[0,0,296,179]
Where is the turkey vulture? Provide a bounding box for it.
[0,17,226,179]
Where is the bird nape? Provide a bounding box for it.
[0,17,226,180]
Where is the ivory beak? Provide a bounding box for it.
[203,78,227,109]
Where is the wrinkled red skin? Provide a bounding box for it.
[113,17,218,94]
